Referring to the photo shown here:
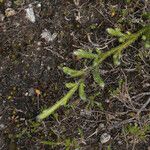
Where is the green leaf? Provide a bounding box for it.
[118,37,126,43]
[63,67,84,77]
[74,49,98,59]
[118,34,130,43]
[93,56,100,66]
[113,51,121,66]
[37,84,78,121]
[143,30,150,41]
[96,48,102,55]
[65,82,77,88]
[92,66,105,88]
[145,41,150,48]
[142,35,147,41]
[107,28,125,37]
[79,81,86,101]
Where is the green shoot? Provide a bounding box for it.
[63,67,85,77]
[92,66,105,88]
[65,82,77,89]
[79,81,86,101]
[74,49,98,59]
[37,83,78,121]
[37,25,150,121]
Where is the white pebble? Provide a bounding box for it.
[100,133,111,144]
[25,5,35,23]
[41,29,57,42]
[37,3,41,8]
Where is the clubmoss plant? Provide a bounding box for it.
[37,25,150,121]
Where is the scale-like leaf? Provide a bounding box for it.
[107,28,125,37]
[37,84,78,121]
[113,52,121,66]
[96,48,102,55]
[118,34,130,43]
[65,82,77,89]
[79,81,86,101]
[92,66,105,88]
[74,49,98,59]
[93,56,100,66]
[63,67,84,77]
[107,28,131,43]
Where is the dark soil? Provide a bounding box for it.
[0,0,150,150]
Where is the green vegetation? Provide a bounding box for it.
[37,25,150,121]
[123,123,150,141]
[41,138,80,150]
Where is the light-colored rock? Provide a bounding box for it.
[100,133,111,144]
[41,29,57,42]
[37,3,41,8]
[25,5,35,23]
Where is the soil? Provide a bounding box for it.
[0,0,150,150]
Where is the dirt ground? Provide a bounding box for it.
[0,0,150,150]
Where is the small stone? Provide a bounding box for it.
[100,133,111,144]
[41,29,57,42]
[37,3,41,8]
[25,5,35,23]
[37,41,41,46]
[5,8,16,17]
[47,66,51,70]
[0,124,5,129]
